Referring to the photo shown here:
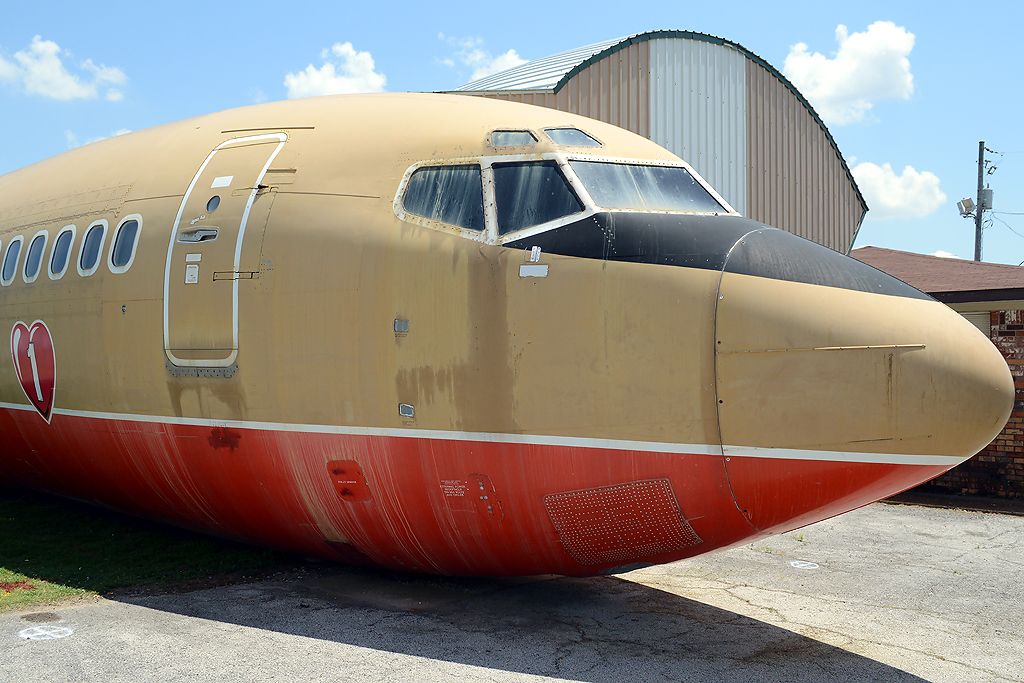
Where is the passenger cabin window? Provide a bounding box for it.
[78,221,107,276]
[403,165,485,231]
[570,161,725,214]
[109,217,141,273]
[492,161,584,235]
[49,226,75,280]
[545,128,601,147]
[490,130,537,147]
[2,237,23,286]
[23,232,47,283]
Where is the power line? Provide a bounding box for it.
[993,211,1024,216]
[992,214,1024,241]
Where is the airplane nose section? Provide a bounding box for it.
[896,308,1014,456]
[714,229,1014,533]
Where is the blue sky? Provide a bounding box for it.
[2,1,1022,263]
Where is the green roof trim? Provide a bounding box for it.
[553,30,867,213]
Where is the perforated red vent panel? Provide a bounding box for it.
[544,478,702,566]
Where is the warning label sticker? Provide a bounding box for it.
[441,480,467,498]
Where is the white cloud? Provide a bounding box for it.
[283,42,385,98]
[783,21,915,125]
[930,250,961,259]
[471,49,526,81]
[853,161,947,220]
[0,36,126,101]
[438,34,527,82]
[0,57,17,82]
[65,127,131,149]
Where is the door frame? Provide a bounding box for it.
[162,132,287,368]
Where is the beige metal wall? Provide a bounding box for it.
[745,62,864,252]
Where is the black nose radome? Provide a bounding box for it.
[506,212,930,301]
[723,227,931,300]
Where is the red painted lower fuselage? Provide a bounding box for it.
[2,406,948,576]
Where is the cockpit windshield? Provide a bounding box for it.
[569,160,725,214]
[493,161,584,235]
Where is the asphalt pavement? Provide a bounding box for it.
[2,501,1021,682]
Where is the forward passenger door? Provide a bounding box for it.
[163,133,286,368]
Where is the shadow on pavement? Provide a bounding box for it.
[0,487,296,594]
[4,487,923,681]
[123,562,924,682]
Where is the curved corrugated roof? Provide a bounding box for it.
[455,29,865,213]
[453,36,625,92]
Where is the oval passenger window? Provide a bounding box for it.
[206,196,221,213]
[2,239,23,285]
[50,229,74,278]
[111,220,139,269]
[24,234,46,281]
[80,224,105,273]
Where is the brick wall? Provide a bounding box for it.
[921,310,1024,498]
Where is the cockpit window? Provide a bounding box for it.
[403,164,485,231]
[490,130,537,147]
[569,161,725,214]
[545,128,601,147]
[493,161,584,235]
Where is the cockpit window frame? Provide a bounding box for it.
[484,153,594,245]
[401,164,487,233]
[393,157,492,243]
[393,152,739,246]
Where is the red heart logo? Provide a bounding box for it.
[10,320,56,423]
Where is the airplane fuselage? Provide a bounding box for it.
[0,94,1012,575]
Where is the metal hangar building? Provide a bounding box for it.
[450,30,866,254]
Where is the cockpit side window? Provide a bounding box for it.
[545,128,601,147]
[403,164,485,231]
[490,130,537,147]
[492,161,584,235]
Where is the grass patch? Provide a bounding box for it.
[0,488,301,612]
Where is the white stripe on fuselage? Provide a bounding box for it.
[0,401,961,466]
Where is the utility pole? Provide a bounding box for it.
[975,140,985,261]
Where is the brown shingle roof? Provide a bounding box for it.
[852,246,1024,295]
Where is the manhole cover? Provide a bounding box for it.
[21,612,60,623]
[789,560,819,570]
[18,625,73,641]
